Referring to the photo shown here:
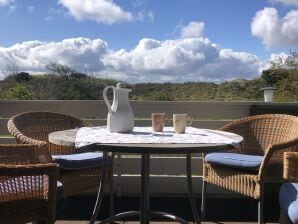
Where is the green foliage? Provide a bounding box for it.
[274,70,298,102]
[0,73,296,101]
[46,62,75,77]
[0,56,296,101]
[130,82,218,101]
[3,83,35,100]
[269,50,298,70]
[259,50,298,102]
[46,62,87,80]
[215,79,264,101]
[261,69,290,87]
[262,50,298,87]
[15,72,32,82]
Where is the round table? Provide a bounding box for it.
[49,128,243,224]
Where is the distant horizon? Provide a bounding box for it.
[1,0,297,83]
[2,69,263,85]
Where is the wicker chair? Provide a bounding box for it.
[279,152,298,224]
[7,111,114,202]
[0,144,59,224]
[201,114,298,224]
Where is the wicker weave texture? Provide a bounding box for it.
[203,114,298,200]
[7,111,88,155]
[7,111,113,197]
[0,144,59,224]
[204,163,260,199]
[283,151,298,182]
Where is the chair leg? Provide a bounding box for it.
[258,198,264,224]
[109,169,114,216]
[201,179,206,219]
[58,196,68,214]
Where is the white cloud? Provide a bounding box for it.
[58,0,133,25]
[251,7,298,47]
[270,0,298,7]
[269,52,288,61]
[103,37,262,83]
[180,21,205,38]
[261,51,290,69]
[0,22,264,83]
[0,38,108,79]
[0,0,13,6]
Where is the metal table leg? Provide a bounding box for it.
[140,153,150,224]
[90,151,108,224]
[99,211,189,224]
[187,153,201,224]
[97,152,189,224]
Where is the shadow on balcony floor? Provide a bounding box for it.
[56,195,279,223]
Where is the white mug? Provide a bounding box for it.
[173,114,192,134]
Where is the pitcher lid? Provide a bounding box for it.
[116,83,126,88]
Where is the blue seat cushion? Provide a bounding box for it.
[279,183,298,224]
[205,152,263,170]
[52,152,110,170]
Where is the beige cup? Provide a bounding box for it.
[173,114,192,134]
[152,113,168,132]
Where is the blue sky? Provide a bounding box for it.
[0,0,297,83]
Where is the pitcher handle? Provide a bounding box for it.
[103,86,114,114]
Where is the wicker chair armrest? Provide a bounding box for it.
[0,144,53,164]
[0,163,59,201]
[0,163,59,175]
[258,138,298,180]
[0,144,36,164]
[283,152,298,182]
[15,133,46,146]
[7,119,47,146]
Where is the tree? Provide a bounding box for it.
[46,62,87,79]
[284,50,298,70]
[46,62,75,77]
[3,66,33,83]
[261,69,289,87]
[2,64,19,77]
[69,72,87,79]
[269,50,298,70]
[262,50,298,87]
[15,72,33,82]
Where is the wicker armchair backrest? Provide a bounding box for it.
[11,111,84,142]
[220,114,298,155]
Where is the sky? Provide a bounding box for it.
[0,0,298,83]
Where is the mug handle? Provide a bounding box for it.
[164,115,171,124]
[187,116,192,126]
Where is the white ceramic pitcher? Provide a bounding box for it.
[103,83,134,133]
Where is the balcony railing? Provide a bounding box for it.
[0,100,297,197]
